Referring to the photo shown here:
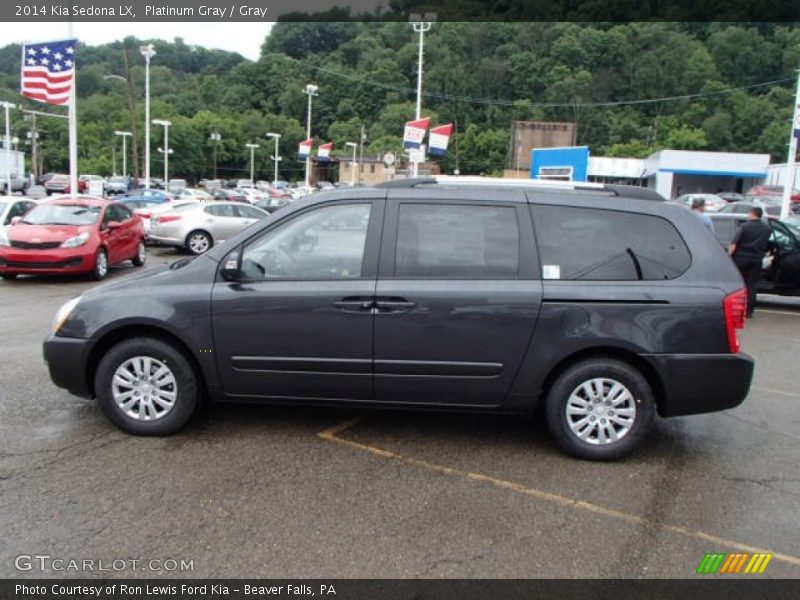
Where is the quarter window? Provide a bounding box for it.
[240,203,371,280]
[533,205,691,281]
[395,204,520,278]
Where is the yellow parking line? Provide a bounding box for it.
[318,418,800,569]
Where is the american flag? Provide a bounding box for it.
[21,39,77,106]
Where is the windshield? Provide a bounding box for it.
[22,204,101,226]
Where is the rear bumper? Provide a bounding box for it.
[643,353,754,417]
[43,334,94,398]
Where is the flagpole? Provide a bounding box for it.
[67,22,77,200]
[2,101,13,196]
[780,67,800,220]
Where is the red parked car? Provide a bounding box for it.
[0,197,146,280]
[746,185,800,210]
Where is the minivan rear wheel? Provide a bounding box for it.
[545,358,654,461]
[95,337,198,435]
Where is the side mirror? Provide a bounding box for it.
[107,221,122,229]
[220,250,240,281]
[10,216,22,225]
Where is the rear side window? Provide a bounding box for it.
[395,203,519,278]
[533,205,691,281]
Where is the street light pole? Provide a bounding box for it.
[210,131,221,179]
[303,83,318,188]
[114,131,132,176]
[246,143,260,184]
[266,132,281,186]
[140,44,156,189]
[153,119,171,189]
[409,13,435,178]
[346,142,357,186]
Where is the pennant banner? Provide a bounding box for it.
[317,142,333,162]
[298,138,313,158]
[403,117,430,149]
[428,123,454,156]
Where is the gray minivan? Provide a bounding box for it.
[44,177,753,460]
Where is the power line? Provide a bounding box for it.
[271,54,794,108]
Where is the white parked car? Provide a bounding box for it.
[675,193,727,212]
[149,201,269,255]
[238,188,266,204]
[175,188,214,202]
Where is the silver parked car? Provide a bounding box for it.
[148,201,269,255]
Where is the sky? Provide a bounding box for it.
[6,22,275,60]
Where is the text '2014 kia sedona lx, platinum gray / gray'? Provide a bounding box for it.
[43,177,754,460]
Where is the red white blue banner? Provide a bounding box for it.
[428,123,454,156]
[298,138,313,158]
[403,117,430,149]
[317,142,333,162]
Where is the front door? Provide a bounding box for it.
[767,220,800,290]
[212,200,383,401]
[372,196,542,407]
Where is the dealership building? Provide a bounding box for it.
[529,147,771,199]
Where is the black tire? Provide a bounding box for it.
[91,248,108,280]
[545,358,655,461]
[94,337,198,435]
[131,239,146,266]
[1,273,17,280]
[185,230,213,255]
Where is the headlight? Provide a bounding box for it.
[61,231,90,248]
[52,296,81,334]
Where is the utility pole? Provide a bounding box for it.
[358,124,366,185]
[122,48,140,181]
[114,131,132,176]
[25,112,38,179]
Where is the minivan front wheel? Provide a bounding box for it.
[545,359,654,461]
[95,337,198,435]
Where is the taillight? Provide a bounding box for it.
[158,215,181,223]
[723,289,747,353]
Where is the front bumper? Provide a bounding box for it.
[0,247,94,274]
[644,352,754,417]
[43,334,94,398]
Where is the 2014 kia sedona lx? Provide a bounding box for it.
[44,177,754,460]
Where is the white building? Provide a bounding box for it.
[587,156,646,184]
[764,162,800,190]
[643,150,770,199]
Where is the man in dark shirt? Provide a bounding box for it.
[728,207,773,318]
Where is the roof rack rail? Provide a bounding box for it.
[372,176,665,201]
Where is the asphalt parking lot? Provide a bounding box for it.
[1,246,800,579]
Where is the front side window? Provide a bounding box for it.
[240,203,371,280]
[533,205,691,281]
[395,203,520,278]
[205,204,237,217]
